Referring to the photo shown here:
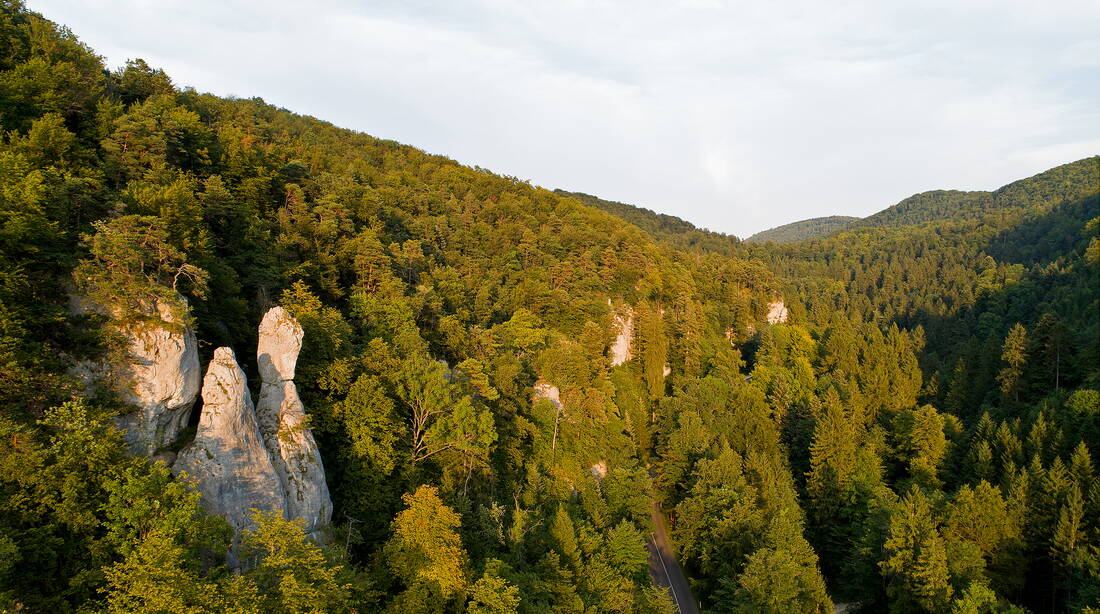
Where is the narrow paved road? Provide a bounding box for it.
[646,476,699,614]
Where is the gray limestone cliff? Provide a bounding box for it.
[766,300,789,324]
[610,307,634,367]
[71,296,201,455]
[173,347,287,547]
[254,307,333,538]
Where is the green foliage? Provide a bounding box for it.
[241,510,350,614]
[385,486,469,608]
[0,5,1095,613]
[881,487,954,613]
[997,324,1028,403]
[101,530,260,614]
[467,567,520,614]
[73,214,207,325]
[746,215,860,244]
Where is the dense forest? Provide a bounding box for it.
[0,3,1098,613]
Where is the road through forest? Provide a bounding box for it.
[646,474,700,614]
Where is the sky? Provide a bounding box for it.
[29,0,1100,237]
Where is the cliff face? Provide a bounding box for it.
[766,300,789,324]
[254,307,332,537]
[72,296,201,455]
[610,307,634,367]
[117,308,201,455]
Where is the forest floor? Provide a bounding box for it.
[646,472,699,614]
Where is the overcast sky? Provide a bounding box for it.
[30,0,1100,237]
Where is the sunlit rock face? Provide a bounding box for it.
[533,380,562,408]
[591,460,608,479]
[71,295,200,455]
[254,307,332,538]
[766,300,789,324]
[170,308,334,558]
[173,347,287,550]
[610,307,634,366]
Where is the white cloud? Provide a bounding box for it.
[27,0,1100,236]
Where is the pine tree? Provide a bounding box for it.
[881,487,954,613]
[997,324,1028,403]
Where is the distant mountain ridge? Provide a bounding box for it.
[745,216,860,244]
[568,157,1097,247]
[858,158,1098,229]
[746,157,1097,242]
[554,190,746,256]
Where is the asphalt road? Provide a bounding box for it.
[646,496,700,614]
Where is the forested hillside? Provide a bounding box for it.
[855,160,1098,229]
[557,190,748,256]
[0,3,1098,613]
[745,216,860,244]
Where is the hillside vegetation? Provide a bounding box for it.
[746,216,860,243]
[0,3,1098,613]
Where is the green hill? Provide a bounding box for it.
[745,216,860,243]
[856,157,1099,229]
[1,3,1098,614]
[555,189,746,255]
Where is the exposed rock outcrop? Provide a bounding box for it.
[610,308,634,366]
[254,307,332,538]
[174,308,334,553]
[766,300,789,324]
[533,381,562,408]
[590,461,608,479]
[173,348,287,547]
[71,295,201,455]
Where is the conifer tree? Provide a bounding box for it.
[881,487,954,613]
[997,324,1028,403]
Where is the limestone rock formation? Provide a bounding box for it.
[610,308,634,366]
[71,295,201,455]
[257,306,302,383]
[533,381,562,408]
[766,300,789,324]
[255,307,333,537]
[173,347,287,543]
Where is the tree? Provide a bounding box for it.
[113,58,174,105]
[241,510,349,614]
[392,354,496,472]
[729,512,832,614]
[732,546,831,613]
[333,374,401,475]
[881,487,954,613]
[637,304,668,399]
[996,324,1027,403]
[943,481,1024,595]
[467,567,520,614]
[550,505,581,568]
[603,520,649,580]
[1030,313,1072,391]
[673,447,765,600]
[102,461,231,564]
[73,215,207,325]
[101,530,262,614]
[893,405,948,489]
[384,486,469,609]
[950,582,1027,614]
